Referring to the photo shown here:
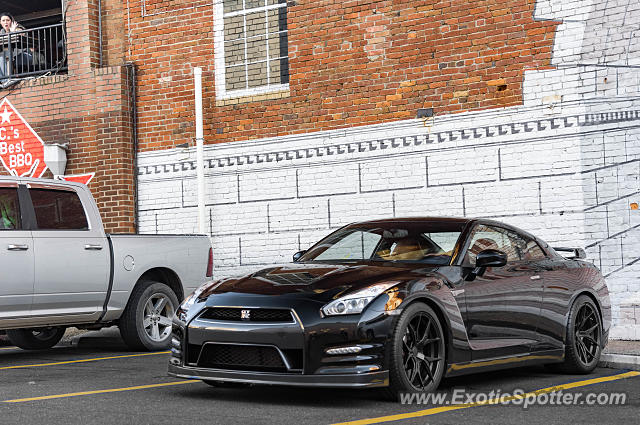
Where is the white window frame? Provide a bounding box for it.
[214,0,290,100]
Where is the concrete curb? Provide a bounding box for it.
[599,353,640,371]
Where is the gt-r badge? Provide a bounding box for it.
[451,289,465,297]
[241,309,251,320]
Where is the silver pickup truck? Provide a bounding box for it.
[0,176,212,351]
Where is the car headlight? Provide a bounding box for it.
[176,281,221,321]
[321,282,398,316]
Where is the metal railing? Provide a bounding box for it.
[0,23,67,82]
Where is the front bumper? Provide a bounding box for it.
[168,363,389,388]
[170,293,397,387]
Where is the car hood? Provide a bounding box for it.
[204,261,445,304]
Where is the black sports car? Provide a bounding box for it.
[168,218,610,399]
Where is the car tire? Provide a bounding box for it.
[119,280,178,351]
[383,302,446,401]
[555,295,603,374]
[6,327,66,350]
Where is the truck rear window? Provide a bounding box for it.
[30,189,88,230]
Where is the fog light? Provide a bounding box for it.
[325,346,363,355]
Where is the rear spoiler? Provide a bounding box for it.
[552,247,586,259]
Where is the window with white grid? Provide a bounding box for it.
[214,0,290,99]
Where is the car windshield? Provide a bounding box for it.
[299,221,465,265]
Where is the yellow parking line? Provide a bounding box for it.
[0,351,170,370]
[3,380,200,403]
[333,371,640,425]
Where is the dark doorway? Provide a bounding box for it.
[1,0,63,27]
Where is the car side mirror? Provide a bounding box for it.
[466,249,507,281]
[293,250,306,262]
[476,249,507,268]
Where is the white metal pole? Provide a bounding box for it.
[194,67,206,234]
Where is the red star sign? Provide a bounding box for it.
[0,98,47,178]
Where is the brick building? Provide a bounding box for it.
[0,0,135,233]
[1,0,639,338]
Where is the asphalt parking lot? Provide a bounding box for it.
[0,329,638,425]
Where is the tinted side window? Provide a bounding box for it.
[30,189,88,230]
[465,224,522,264]
[0,188,21,230]
[521,239,546,261]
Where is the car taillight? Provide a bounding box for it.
[206,247,213,277]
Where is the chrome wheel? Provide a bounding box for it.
[402,312,443,390]
[574,302,600,365]
[143,293,174,342]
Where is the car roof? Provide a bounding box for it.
[351,217,543,243]
[356,217,472,225]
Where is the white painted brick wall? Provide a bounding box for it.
[238,169,296,203]
[268,198,329,232]
[297,164,359,197]
[360,157,425,192]
[395,187,465,218]
[240,233,299,265]
[137,0,640,339]
[427,147,498,186]
[209,203,268,236]
[329,193,395,228]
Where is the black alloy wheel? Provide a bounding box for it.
[385,302,445,400]
[574,302,601,365]
[402,312,443,389]
[554,295,602,374]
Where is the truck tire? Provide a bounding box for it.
[119,280,178,351]
[6,327,66,350]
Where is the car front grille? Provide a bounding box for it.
[198,307,294,323]
[196,343,289,372]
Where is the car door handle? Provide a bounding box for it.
[7,244,29,251]
[84,244,103,250]
[530,275,541,280]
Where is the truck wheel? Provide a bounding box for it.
[6,327,66,350]
[119,280,178,351]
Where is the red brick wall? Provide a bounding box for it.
[101,0,127,66]
[0,1,135,233]
[1,68,135,233]
[126,0,558,152]
[125,0,213,151]
[0,0,559,231]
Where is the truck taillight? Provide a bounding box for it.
[206,247,213,277]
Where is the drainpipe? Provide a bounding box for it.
[126,62,139,233]
[98,0,103,67]
[194,67,206,234]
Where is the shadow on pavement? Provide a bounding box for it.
[171,365,617,407]
[0,326,138,361]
